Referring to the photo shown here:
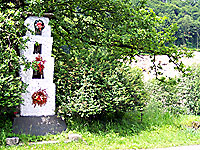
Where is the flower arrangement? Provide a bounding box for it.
[34,19,45,32]
[32,89,48,107]
[32,54,46,74]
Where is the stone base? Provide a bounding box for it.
[12,115,67,136]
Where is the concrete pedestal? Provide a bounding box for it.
[12,116,67,136]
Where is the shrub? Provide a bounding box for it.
[145,77,188,115]
[177,65,200,115]
[146,65,200,115]
[54,47,147,118]
[0,118,13,145]
[0,6,27,116]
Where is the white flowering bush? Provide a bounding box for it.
[146,65,200,115]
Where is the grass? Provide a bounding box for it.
[1,107,200,150]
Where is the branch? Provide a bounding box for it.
[152,54,159,79]
[112,43,133,49]
[168,56,185,74]
[24,12,54,17]
[73,8,114,14]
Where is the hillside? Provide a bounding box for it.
[146,0,200,49]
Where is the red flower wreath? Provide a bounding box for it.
[32,89,48,107]
[34,20,45,31]
[32,54,46,74]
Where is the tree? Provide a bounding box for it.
[147,0,200,49]
[1,0,193,72]
[0,0,193,118]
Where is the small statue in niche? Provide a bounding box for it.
[33,43,42,54]
[34,20,45,35]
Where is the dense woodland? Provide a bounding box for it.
[146,0,200,49]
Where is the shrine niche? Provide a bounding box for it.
[33,43,42,54]
[34,19,45,35]
[32,54,45,79]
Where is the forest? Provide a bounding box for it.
[147,0,200,49]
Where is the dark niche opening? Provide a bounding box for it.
[32,70,44,79]
[33,44,42,54]
[35,30,42,35]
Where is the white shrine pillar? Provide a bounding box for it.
[13,16,66,136]
[20,16,55,116]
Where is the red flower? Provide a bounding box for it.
[37,96,41,101]
[33,54,46,74]
[14,112,18,115]
[36,22,43,31]
[35,20,45,31]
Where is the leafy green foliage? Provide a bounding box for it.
[147,0,200,49]
[177,65,200,115]
[22,0,193,75]
[146,65,200,115]
[54,47,147,118]
[0,3,28,116]
[146,78,188,115]
[0,118,13,145]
